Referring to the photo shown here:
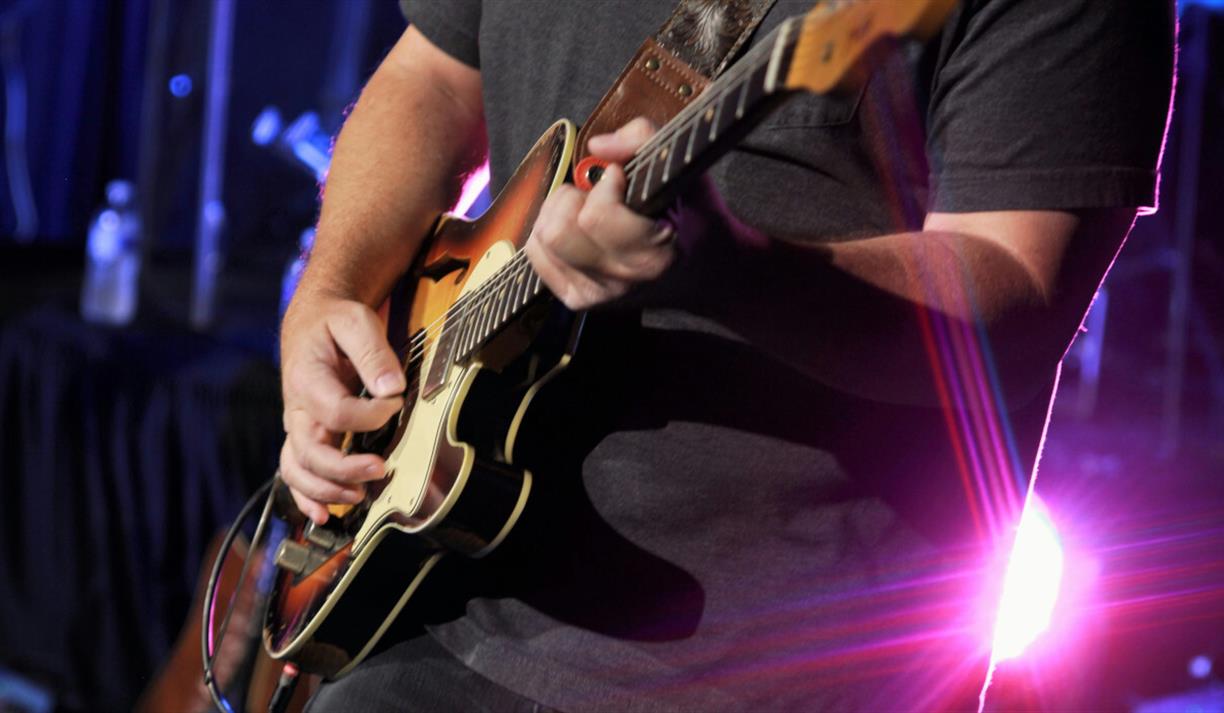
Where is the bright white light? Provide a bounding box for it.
[454,162,491,217]
[991,498,1064,661]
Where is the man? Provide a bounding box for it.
[281,1,1173,709]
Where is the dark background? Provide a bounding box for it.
[0,1,1221,711]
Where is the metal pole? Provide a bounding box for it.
[190,0,237,330]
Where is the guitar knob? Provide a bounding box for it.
[304,521,341,549]
[274,540,313,575]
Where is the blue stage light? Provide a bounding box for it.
[168,73,193,98]
[251,107,282,146]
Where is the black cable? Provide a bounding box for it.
[267,662,301,713]
[201,475,277,713]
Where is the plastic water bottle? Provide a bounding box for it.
[81,180,142,325]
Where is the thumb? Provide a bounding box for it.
[587,117,658,162]
[325,304,405,398]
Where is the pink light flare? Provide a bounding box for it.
[991,496,1065,663]
[453,161,490,217]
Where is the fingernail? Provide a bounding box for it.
[345,490,365,504]
[365,463,384,478]
[375,372,404,396]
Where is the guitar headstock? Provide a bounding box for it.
[783,0,958,94]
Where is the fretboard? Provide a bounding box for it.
[622,17,800,215]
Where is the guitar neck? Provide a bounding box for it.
[621,17,801,216]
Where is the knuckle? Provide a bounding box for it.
[279,443,296,476]
[334,301,370,333]
[294,445,315,474]
[533,213,560,250]
[626,117,655,140]
[558,284,587,311]
[355,343,388,371]
[288,489,316,516]
[285,367,310,400]
[642,246,676,279]
[575,204,601,237]
[317,409,345,434]
[602,258,639,282]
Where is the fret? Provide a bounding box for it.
[528,268,542,298]
[707,93,725,142]
[439,319,459,367]
[461,300,476,355]
[764,18,793,93]
[497,277,512,326]
[660,133,679,184]
[488,275,502,333]
[463,307,478,356]
[715,90,740,142]
[639,151,656,203]
[508,264,522,313]
[683,115,700,164]
[739,63,768,121]
[457,301,474,357]
[515,262,530,308]
[483,287,498,337]
[735,73,751,119]
[625,169,640,208]
[476,291,493,345]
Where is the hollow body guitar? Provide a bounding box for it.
[263,0,956,679]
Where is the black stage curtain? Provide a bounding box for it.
[0,307,281,710]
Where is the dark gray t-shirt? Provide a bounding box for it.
[398,1,1172,710]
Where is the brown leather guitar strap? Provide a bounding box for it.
[574,0,778,164]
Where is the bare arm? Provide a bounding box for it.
[707,206,1135,405]
[279,27,485,523]
[527,119,1135,407]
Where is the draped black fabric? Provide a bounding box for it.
[0,308,281,711]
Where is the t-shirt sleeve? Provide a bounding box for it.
[926,0,1174,215]
[399,0,481,69]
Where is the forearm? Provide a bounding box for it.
[700,210,1131,407]
[290,31,486,314]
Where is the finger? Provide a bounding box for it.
[325,302,406,398]
[288,486,330,527]
[286,409,388,484]
[290,358,404,433]
[525,232,628,310]
[579,164,675,280]
[587,117,658,161]
[532,185,605,270]
[580,163,656,250]
[280,441,364,525]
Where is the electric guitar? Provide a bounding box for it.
[263,0,957,678]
